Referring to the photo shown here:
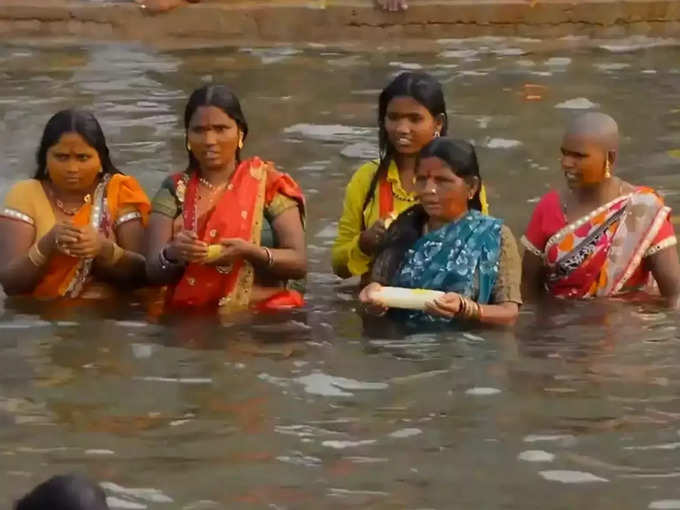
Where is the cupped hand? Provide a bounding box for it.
[424,292,462,319]
[207,237,256,266]
[359,282,389,316]
[167,231,208,264]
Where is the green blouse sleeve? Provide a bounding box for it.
[151,176,180,218]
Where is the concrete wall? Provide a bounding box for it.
[1,0,680,44]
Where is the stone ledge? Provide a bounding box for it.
[1,0,680,43]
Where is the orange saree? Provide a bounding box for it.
[167,157,305,312]
[33,174,150,299]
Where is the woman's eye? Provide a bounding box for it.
[77,154,90,162]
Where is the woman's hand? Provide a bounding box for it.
[64,224,105,259]
[359,219,387,255]
[205,238,257,266]
[425,292,462,319]
[51,223,103,258]
[166,231,208,264]
[359,282,389,316]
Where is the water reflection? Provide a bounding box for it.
[2,37,680,508]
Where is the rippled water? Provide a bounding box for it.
[1,37,680,509]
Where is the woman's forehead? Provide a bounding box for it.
[190,106,234,125]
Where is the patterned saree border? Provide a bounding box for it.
[543,193,632,265]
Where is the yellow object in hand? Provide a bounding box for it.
[203,244,224,264]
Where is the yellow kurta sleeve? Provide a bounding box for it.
[331,161,380,278]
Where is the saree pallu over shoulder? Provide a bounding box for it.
[392,210,503,324]
[542,187,672,298]
[32,174,150,299]
[168,157,305,312]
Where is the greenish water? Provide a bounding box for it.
[1,37,680,509]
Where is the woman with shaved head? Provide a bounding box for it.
[521,112,680,306]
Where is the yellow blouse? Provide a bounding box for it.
[332,160,417,278]
[332,159,491,279]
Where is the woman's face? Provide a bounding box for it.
[188,106,241,172]
[384,96,443,156]
[46,132,102,193]
[560,133,609,189]
[415,156,475,222]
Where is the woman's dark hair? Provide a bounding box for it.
[183,84,249,171]
[15,474,109,510]
[418,137,483,212]
[34,109,120,180]
[370,138,483,284]
[361,72,448,227]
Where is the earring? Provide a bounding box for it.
[238,138,244,150]
[186,142,192,152]
[604,160,611,179]
[434,131,440,138]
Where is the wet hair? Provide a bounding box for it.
[361,72,448,228]
[183,84,249,171]
[34,109,120,180]
[370,138,483,285]
[15,474,110,510]
[418,137,483,212]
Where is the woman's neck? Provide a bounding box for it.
[48,180,97,204]
[199,161,236,186]
[427,209,469,232]
[394,153,418,192]
[573,177,622,207]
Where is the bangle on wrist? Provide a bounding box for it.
[159,245,183,270]
[28,243,48,267]
[262,247,274,268]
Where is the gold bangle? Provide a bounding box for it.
[263,247,274,268]
[28,243,47,267]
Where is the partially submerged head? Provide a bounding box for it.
[15,474,109,510]
[415,138,482,222]
[561,112,619,189]
[184,84,249,173]
[34,109,118,193]
[378,72,447,161]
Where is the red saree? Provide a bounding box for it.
[522,187,677,298]
[167,157,305,312]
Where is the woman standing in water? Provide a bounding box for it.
[0,109,149,299]
[360,138,521,326]
[146,85,307,313]
[521,112,680,305]
[332,71,487,283]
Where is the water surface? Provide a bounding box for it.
[1,37,680,509]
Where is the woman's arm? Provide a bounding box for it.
[331,163,379,278]
[521,252,545,302]
[0,218,56,295]
[425,294,519,326]
[223,207,307,280]
[646,246,680,308]
[91,219,147,288]
[145,212,185,285]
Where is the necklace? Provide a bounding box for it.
[199,177,217,190]
[47,185,91,216]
